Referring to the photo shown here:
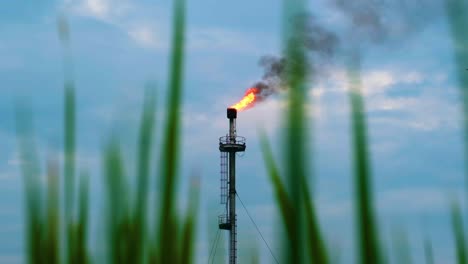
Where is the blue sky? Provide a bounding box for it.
[1,0,467,263]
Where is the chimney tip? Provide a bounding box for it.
[227,108,237,119]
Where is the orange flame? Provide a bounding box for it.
[230,88,258,111]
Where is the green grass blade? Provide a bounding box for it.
[347,57,381,264]
[249,244,260,264]
[259,134,294,238]
[180,210,196,264]
[64,85,76,223]
[451,201,467,264]
[15,104,44,264]
[445,0,468,123]
[301,176,329,264]
[57,14,77,264]
[46,160,60,264]
[282,0,309,261]
[134,87,156,264]
[180,177,200,264]
[104,141,128,263]
[157,0,186,261]
[64,84,76,264]
[136,88,156,222]
[391,226,412,264]
[445,0,468,205]
[424,237,434,264]
[75,171,89,264]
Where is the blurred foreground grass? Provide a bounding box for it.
[16,0,199,263]
[14,0,468,263]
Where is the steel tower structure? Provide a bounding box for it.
[218,108,246,264]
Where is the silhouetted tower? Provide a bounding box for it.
[219,108,246,264]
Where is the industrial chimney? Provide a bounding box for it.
[218,108,246,264]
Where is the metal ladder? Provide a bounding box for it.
[220,152,228,204]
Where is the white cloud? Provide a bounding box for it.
[187,27,267,54]
[63,0,266,54]
[377,187,457,214]
[311,67,459,131]
[362,70,396,95]
[127,24,167,50]
[126,24,265,53]
[370,90,460,131]
[66,0,130,21]
[7,151,22,167]
[360,70,425,95]
[236,99,286,137]
[368,97,418,111]
[85,0,109,18]
[0,170,16,180]
[64,0,167,50]
[315,68,425,96]
[66,0,108,20]
[318,199,352,218]
[311,86,326,98]
[401,71,425,84]
[316,186,459,221]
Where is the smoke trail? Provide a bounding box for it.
[331,0,443,44]
[249,14,339,102]
[332,0,387,43]
[240,0,443,107]
[248,56,286,101]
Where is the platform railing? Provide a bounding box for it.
[218,214,230,225]
[219,136,246,145]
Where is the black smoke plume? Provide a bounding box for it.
[242,0,443,106]
[249,14,339,102]
[331,0,443,44]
